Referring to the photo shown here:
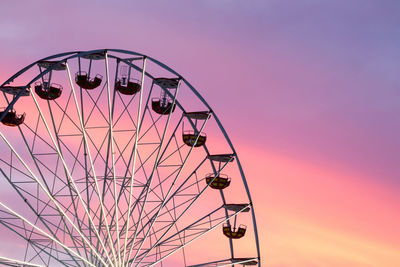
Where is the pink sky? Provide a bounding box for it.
[1,0,400,266]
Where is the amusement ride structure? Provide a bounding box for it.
[0,49,260,266]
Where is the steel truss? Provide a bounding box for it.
[0,49,260,267]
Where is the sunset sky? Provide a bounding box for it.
[1,1,400,266]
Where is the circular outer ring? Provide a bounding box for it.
[0,49,261,266]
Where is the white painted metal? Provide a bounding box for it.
[0,49,260,267]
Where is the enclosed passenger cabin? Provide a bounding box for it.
[75,71,102,90]
[152,98,176,115]
[152,78,179,115]
[0,109,25,127]
[114,64,141,95]
[205,173,231,190]
[34,82,62,100]
[182,111,210,147]
[115,78,141,95]
[35,60,65,99]
[182,130,207,147]
[75,51,105,90]
[223,224,247,239]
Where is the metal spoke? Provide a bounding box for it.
[103,52,122,265]
[118,113,185,243]
[0,132,109,266]
[146,205,250,266]
[0,201,94,266]
[0,255,46,267]
[134,154,232,265]
[187,257,259,267]
[125,79,182,263]
[121,57,147,266]
[0,49,260,266]
[7,124,87,259]
[132,114,211,264]
[43,83,90,262]
[66,64,117,266]
[0,168,83,267]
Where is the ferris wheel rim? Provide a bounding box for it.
[0,48,261,266]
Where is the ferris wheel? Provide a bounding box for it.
[0,49,260,267]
